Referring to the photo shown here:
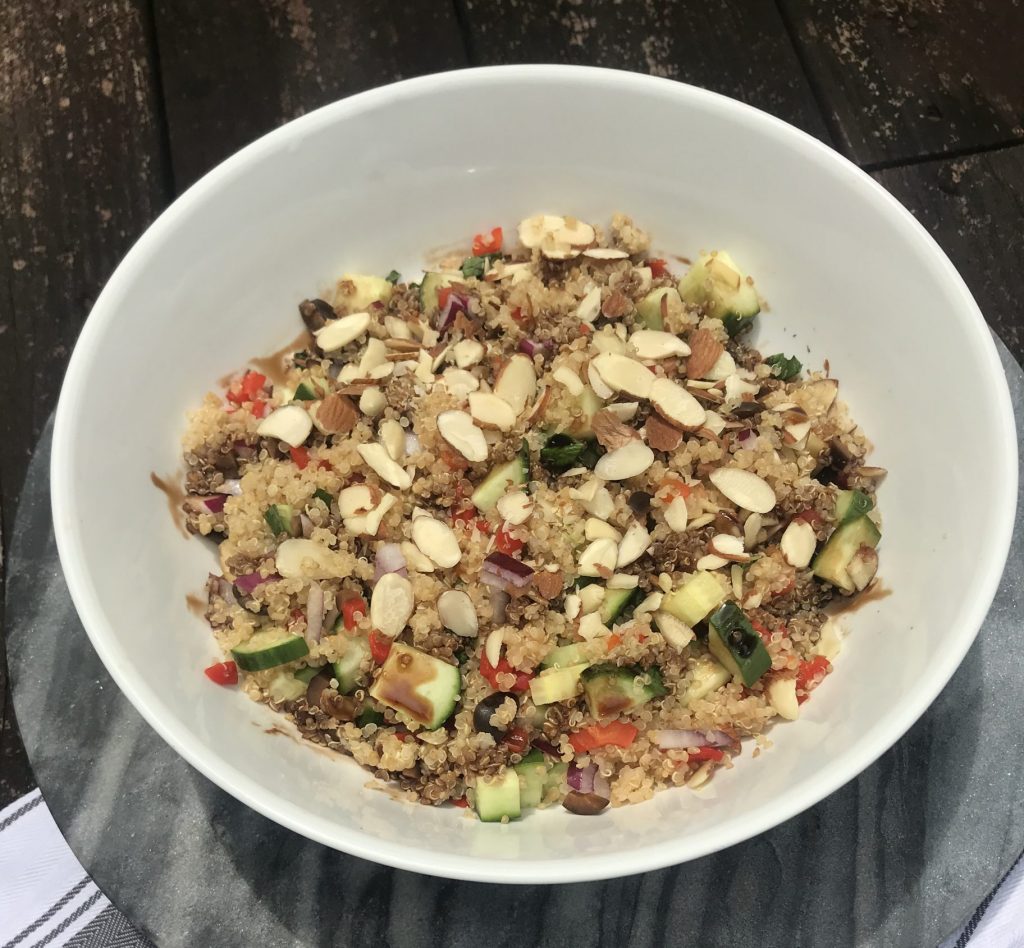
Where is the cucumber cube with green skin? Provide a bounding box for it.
[267,672,307,703]
[661,572,727,626]
[331,636,371,694]
[293,664,325,685]
[681,653,732,705]
[419,271,462,314]
[264,503,295,537]
[677,251,760,336]
[231,630,310,671]
[635,286,682,331]
[368,642,461,730]
[835,489,873,525]
[541,643,589,669]
[514,750,549,808]
[475,769,521,822]
[470,441,530,512]
[356,704,386,728]
[529,664,589,705]
[336,273,393,312]
[544,762,568,794]
[582,664,666,719]
[707,603,771,687]
[570,386,606,438]
[812,514,881,592]
[293,381,318,401]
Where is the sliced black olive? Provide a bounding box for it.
[473,692,512,738]
[732,399,762,419]
[299,298,335,333]
[627,490,653,518]
[305,671,333,709]
[562,791,609,815]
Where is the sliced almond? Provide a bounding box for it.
[582,247,629,260]
[606,401,639,422]
[725,374,759,403]
[708,533,750,563]
[569,479,600,503]
[705,350,737,381]
[688,512,716,531]
[485,626,504,667]
[607,573,639,590]
[401,540,436,573]
[665,496,689,532]
[591,354,654,399]
[430,345,451,372]
[584,486,615,520]
[731,564,744,599]
[257,404,313,447]
[493,354,537,415]
[314,312,371,352]
[555,218,595,246]
[616,521,651,567]
[368,362,395,380]
[634,593,662,616]
[766,676,799,721]
[591,328,628,356]
[275,538,342,579]
[650,377,707,430]
[578,538,618,578]
[703,410,726,436]
[339,485,375,517]
[696,553,729,571]
[629,330,691,360]
[634,266,653,294]
[411,516,462,568]
[576,286,602,323]
[587,360,615,400]
[645,413,683,452]
[363,493,396,536]
[469,392,517,431]
[577,611,611,641]
[518,214,565,249]
[578,584,606,614]
[709,467,776,514]
[685,329,725,380]
[553,365,585,397]
[564,593,582,621]
[453,339,485,368]
[384,315,413,340]
[743,512,763,549]
[359,387,387,418]
[540,237,581,261]
[442,368,480,399]
[783,420,812,449]
[437,410,488,463]
[379,419,406,461]
[799,378,840,416]
[357,442,412,489]
[780,519,817,568]
[816,617,842,660]
[585,518,622,542]
[438,589,478,637]
[371,573,415,638]
[594,440,654,480]
[652,611,695,650]
[359,337,388,374]
[496,490,533,526]
[591,409,639,451]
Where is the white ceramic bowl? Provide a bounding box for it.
[52,65,1017,883]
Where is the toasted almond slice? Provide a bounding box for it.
[780,519,817,568]
[696,553,729,571]
[437,410,487,462]
[743,512,763,549]
[783,420,812,448]
[629,330,691,360]
[604,573,637,591]
[578,583,606,614]
[553,365,585,397]
[708,533,750,563]
[591,409,639,451]
[493,353,537,415]
[731,564,744,599]
[256,404,313,447]
[578,611,611,641]
[469,392,517,431]
[412,516,462,568]
[363,494,397,536]
[815,617,842,660]
[438,589,478,637]
[587,361,615,399]
[799,378,840,415]
[359,337,388,374]
[665,496,689,532]
[688,512,716,531]
[634,592,663,615]
[725,374,759,404]
[525,385,552,424]
[555,218,595,246]
[634,266,653,294]
[496,490,533,525]
[384,315,413,340]
[705,350,737,381]
[606,401,639,422]
[379,419,406,461]
[584,485,615,520]
[576,286,602,323]
[709,467,776,513]
[430,345,451,373]
[616,521,651,567]
[357,442,412,489]
[591,354,654,398]
[485,627,504,667]
[591,329,628,356]
[275,538,342,579]
[337,364,362,384]
[645,413,683,452]
[594,440,654,480]
[370,572,415,638]
[766,676,799,720]
[650,377,707,430]
[339,484,375,517]
[540,238,582,261]
[702,410,726,435]
[453,339,485,368]
[564,593,582,621]
[569,479,601,503]
[401,540,436,573]
[487,262,531,282]
[578,538,618,577]
[518,214,565,249]
[685,328,724,380]
[369,363,395,380]
[585,517,622,542]
[442,368,480,399]
[652,611,695,650]
[358,387,387,418]
[582,247,629,260]
[314,312,371,352]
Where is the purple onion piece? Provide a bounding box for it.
[305,581,325,644]
[482,551,534,588]
[518,338,551,358]
[234,571,278,596]
[373,543,408,585]
[203,494,227,514]
[568,763,596,794]
[592,770,611,800]
[533,739,559,759]
[436,291,469,333]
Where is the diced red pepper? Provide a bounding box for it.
[503,727,530,754]
[342,596,367,632]
[687,746,724,763]
[495,526,523,555]
[369,629,392,664]
[647,258,670,279]
[452,506,490,534]
[393,727,412,743]
[606,633,623,652]
[226,370,267,406]
[317,459,334,471]
[569,721,639,754]
[440,447,470,472]
[796,655,831,704]
[451,796,470,808]
[472,226,503,256]
[479,653,533,693]
[659,477,691,502]
[204,661,238,686]
[511,306,525,323]
[250,398,267,419]
[795,508,824,528]
[437,286,453,313]
[750,619,773,645]
[289,446,310,469]
[578,322,592,334]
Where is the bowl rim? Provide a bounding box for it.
[50,63,1018,883]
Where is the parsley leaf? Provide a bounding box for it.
[765,353,802,380]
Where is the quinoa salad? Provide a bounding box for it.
[181,214,885,822]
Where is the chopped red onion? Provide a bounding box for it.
[489,587,509,624]
[305,581,325,644]
[203,494,226,513]
[517,338,550,358]
[482,552,534,589]
[218,479,242,496]
[568,763,596,794]
[736,428,758,448]
[373,543,407,585]
[592,770,611,800]
[533,739,559,759]
[299,512,314,538]
[234,571,278,596]
[653,729,732,750]
[436,290,469,333]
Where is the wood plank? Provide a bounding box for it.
[0,0,172,530]
[458,0,830,141]
[873,144,1024,363]
[779,0,1024,166]
[153,0,469,188]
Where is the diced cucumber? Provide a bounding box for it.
[600,587,640,625]
[812,514,881,592]
[267,671,307,703]
[419,271,462,314]
[470,442,530,512]
[835,489,873,525]
[336,273,393,313]
[582,664,666,719]
[541,643,589,669]
[331,636,371,694]
[707,602,771,687]
[264,504,296,537]
[681,653,732,705]
[661,572,727,626]
[293,381,319,401]
[529,664,590,705]
[570,386,606,438]
[294,664,324,684]
[231,629,310,672]
[356,704,386,728]
[544,762,568,794]
[514,750,548,809]
[677,251,760,335]
[636,287,682,331]
[369,642,461,729]
[475,768,521,823]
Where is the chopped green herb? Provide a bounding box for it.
[765,353,803,380]
[539,434,587,473]
[312,488,333,508]
[293,665,324,685]
[356,706,386,728]
[722,314,753,338]
[293,380,318,401]
[384,269,401,285]
[576,440,605,470]
[460,254,501,280]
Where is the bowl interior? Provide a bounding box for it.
[52,67,1016,882]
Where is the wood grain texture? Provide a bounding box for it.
[0,0,171,530]
[778,0,1024,166]
[153,0,469,188]
[457,0,831,141]
[873,145,1024,362]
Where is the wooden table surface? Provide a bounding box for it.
[1,0,1022,834]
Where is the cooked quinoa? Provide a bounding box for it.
[181,214,885,821]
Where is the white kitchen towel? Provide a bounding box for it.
[2,787,1021,946]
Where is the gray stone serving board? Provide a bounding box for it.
[8,337,1024,948]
